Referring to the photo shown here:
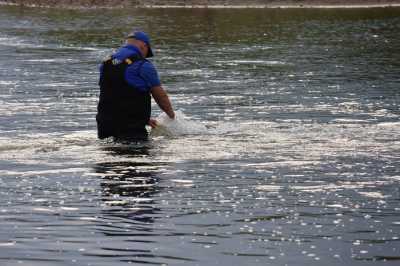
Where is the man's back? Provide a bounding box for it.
[96,45,156,140]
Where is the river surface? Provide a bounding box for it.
[0,5,400,266]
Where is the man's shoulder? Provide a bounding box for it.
[137,60,160,85]
[139,60,157,71]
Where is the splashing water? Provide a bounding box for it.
[150,110,209,137]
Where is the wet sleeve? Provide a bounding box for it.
[139,61,161,90]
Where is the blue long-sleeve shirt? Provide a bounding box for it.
[100,44,160,92]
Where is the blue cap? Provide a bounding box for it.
[127,31,154,58]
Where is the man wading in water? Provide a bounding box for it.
[96,31,175,141]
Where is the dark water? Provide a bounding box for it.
[1,5,400,265]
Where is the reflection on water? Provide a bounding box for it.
[0,4,399,266]
[87,143,166,264]
[96,144,160,223]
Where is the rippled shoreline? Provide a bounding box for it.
[1,0,400,9]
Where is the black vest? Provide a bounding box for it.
[96,54,151,139]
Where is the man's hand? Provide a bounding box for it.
[148,118,158,128]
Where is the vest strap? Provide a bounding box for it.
[103,53,145,65]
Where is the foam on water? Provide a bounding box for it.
[0,130,97,153]
[150,110,246,137]
[218,60,289,66]
[150,110,209,137]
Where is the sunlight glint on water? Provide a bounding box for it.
[0,5,399,266]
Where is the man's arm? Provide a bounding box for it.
[151,86,175,119]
